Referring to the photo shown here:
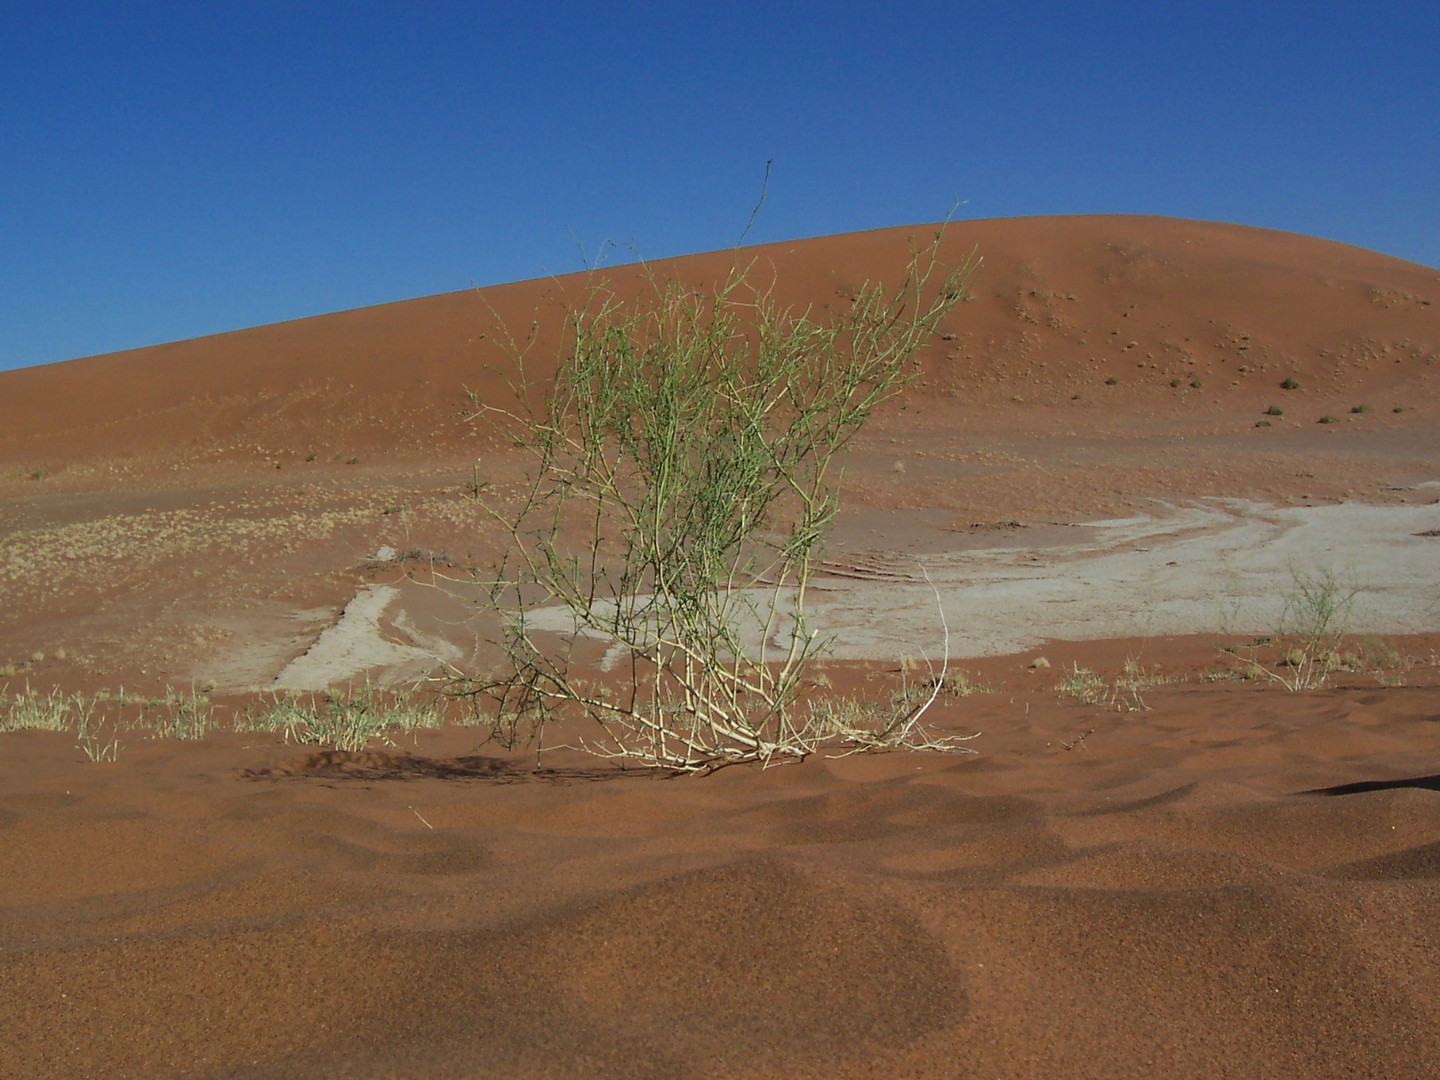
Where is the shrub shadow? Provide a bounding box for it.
[243,749,665,784]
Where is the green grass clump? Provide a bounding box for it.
[74,698,122,762]
[1281,377,1300,389]
[1351,403,1371,414]
[144,686,214,740]
[239,683,444,752]
[0,685,127,761]
[1318,414,1339,424]
[0,684,73,732]
[1055,662,1105,703]
[1,680,456,761]
[1265,405,1284,416]
[1051,658,1177,712]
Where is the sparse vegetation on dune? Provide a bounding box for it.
[239,683,446,752]
[0,621,1433,765]
[0,680,456,761]
[1053,656,1176,712]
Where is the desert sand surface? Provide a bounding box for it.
[2,215,1439,1077]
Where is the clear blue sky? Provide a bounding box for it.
[3,2,1437,371]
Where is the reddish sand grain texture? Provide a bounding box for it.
[1,215,1439,1077]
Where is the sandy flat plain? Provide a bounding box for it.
[2,215,1439,1078]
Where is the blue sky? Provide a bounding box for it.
[2,2,1437,371]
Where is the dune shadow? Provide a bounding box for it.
[242,749,660,784]
[1327,841,1440,881]
[1302,774,1440,796]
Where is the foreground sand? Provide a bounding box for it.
[4,642,1440,1078]
[2,215,1438,1076]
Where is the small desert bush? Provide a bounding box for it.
[1221,567,1359,690]
[457,217,981,771]
[1336,636,1415,687]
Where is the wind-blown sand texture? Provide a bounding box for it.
[2,215,1438,1077]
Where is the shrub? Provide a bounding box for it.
[1222,568,1359,690]
[1281,377,1299,389]
[459,228,981,771]
[1265,405,1283,416]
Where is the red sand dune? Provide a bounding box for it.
[1,216,1439,1078]
[2,214,1436,476]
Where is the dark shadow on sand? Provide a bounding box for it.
[242,749,670,783]
[1302,774,1440,796]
